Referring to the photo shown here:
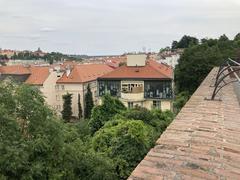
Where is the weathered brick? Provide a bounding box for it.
[128,68,240,180]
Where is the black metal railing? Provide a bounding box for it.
[211,58,240,100]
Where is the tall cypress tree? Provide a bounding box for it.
[84,84,94,119]
[61,93,72,122]
[78,93,83,120]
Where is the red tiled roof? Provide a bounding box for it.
[99,60,173,80]
[105,56,127,68]
[25,66,50,85]
[0,65,31,75]
[57,64,114,84]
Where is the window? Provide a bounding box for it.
[128,102,133,109]
[121,82,143,93]
[153,100,161,109]
[144,80,172,99]
[56,105,61,110]
[98,80,121,97]
[55,85,59,90]
[56,95,60,101]
[61,85,65,90]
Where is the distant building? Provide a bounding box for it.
[0,65,31,82]
[55,64,114,117]
[0,65,62,110]
[157,51,180,68]
[97,54,174,111]
[0,49,19,58]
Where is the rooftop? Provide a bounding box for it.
[57,64,114,84]
[25,66,50,86]
[129,68,240,179]
[0,65,31,75]
[99,60,173,80]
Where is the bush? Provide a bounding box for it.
[92,119,155,179]
[121,106,154,124]
[88,94,126,134]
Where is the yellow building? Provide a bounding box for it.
[55,64,114,117]
[98,55,174,111]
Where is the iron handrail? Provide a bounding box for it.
[211,58,240,100]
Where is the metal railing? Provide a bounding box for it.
[211,58,240,100]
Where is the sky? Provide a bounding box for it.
[0,0,240,55]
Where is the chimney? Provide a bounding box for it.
[66,65,71,77]
[126,54,147,67]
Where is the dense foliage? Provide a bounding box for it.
[175,33,240,94]
[84,84,94,119]
[0,82,174,179]
[78,93,83,119]
[61,93,73,122]
[171,35,199,49]
[173,33,240,111]
[89,94,126,134]
[0,82,116,179]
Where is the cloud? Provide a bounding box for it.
[40,27,56,32]
[0,0,240,55]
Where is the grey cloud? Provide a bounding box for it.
[40,27,56,32]
[0,0,240,55]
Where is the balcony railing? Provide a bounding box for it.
[121,92,144,101]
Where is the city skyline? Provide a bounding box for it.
[0,0,240,55]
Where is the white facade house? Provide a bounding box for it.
[98,55,174,111]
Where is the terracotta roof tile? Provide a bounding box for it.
[25,66,50,85]
[99,60,173,80]
[57,64,114,84]
[0,65,31,75]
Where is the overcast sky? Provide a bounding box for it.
[0,0,240,55]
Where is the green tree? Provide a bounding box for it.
[172,35,199,49]
[219,34,229,41]
[173,91,190,113]
[0,81,117,179]
[84,84,94,119]
[62,93,73,122]
[234,33,240,41]
[121,106,154,124]
[78,93,83,120]
[89,94,126,134]
[92,119,155,179]
[171,40,178,50]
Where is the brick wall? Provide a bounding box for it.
[128,68,240,180]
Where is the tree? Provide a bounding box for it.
[0,81,117,179]
[121,106,154,124]
[234,33,240,41]
[171,40,178,50]
[78,94,82,120]
[172,35,199,49]
[88,94,126,134]
[173,91,190,113]
[62,93,73,122]
[219,34,229,41]
[84,84,94,119]
[92,119,155,179]
[174,33,240,95]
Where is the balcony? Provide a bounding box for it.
[121,92,144,101]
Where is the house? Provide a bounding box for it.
[56,64,114,117]
[0,65,31,82]
[25,66,62,109]
[0,65,63,110]
[97,54,174,111]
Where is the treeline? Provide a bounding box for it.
[173,33,240,112]
[0,82,174,179]
[11,51,78,64]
